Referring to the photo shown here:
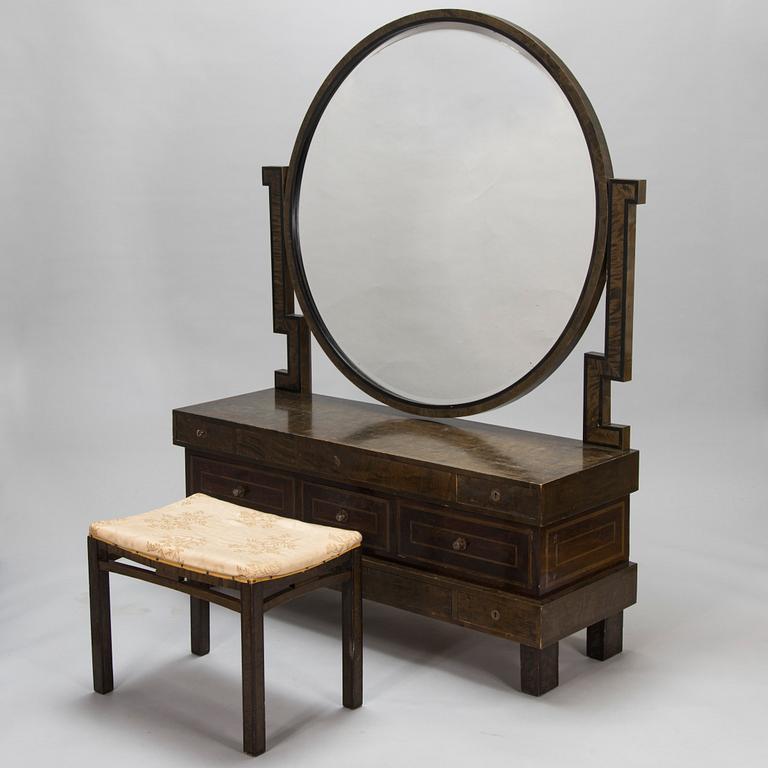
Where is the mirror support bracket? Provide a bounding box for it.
[583,179,646,449]
[263,166,312,394]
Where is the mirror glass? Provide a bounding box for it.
[297,24,597,406]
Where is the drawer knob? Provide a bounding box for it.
[232,485,246,498]
[490,609,501,622]
[452,536,467,552]
[195,428,207,439]
[335,509,349,523]
[490,489,501,503]
[333,455,342,468]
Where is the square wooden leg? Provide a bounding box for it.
[342,549,363,709]
[190,591,210,656]
[587,611,624,660]
[87,537,114,694]
[241,582,266,756]
[520,643,559,696]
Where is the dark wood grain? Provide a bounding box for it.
[262,166,311,394]
[303,481,391,551]
[540,563,637,647]
[342,548,363,709]
[102,559,241,611]
[583,179,646,449]
[520,643,559,696]
[88,537,114,694]
[587,611,624,660]
[397,501,534,589]
[362,556,637,649]
[175,389,638,526]
[190,583,210,656]
[241,582,266,756]
[540,499,628,592]
[189,454,296,517]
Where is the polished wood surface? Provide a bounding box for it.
[189,582,210,656]
[262,166,311,394]
[241,581,266,756]
[175,388,638,692]
[584,178,646,448]
[87,537,113,695]
[175,388,638,526]
[587,611,624,660]
[176,392,634,598]
[520,643,559,697]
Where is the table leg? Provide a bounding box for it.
[342,549,363,709]
[241,582,266,756]
[520,643,559,696]
[587,611,624,660]
[87,537,114,694]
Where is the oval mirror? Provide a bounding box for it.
[285,11,612,416]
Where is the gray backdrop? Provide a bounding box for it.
[2,2,767,767]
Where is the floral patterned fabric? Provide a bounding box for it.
[89,493,362,583]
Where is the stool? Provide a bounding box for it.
[87,493,363,756]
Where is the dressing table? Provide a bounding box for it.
[173,9,644,696]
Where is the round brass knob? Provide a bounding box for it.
[335,509,349,523]
[490,609,501,621]
[452,536,467,552]
[195,428,207,439]
[490,489,501,502]
[232,485,246,498]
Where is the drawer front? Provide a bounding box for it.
[362,560,453,620]
[235,428,454,502]
[456,475,539,522]
[541,499,628,592]
[175,413,235,454]
[189,456,296,517]
[302,482,391,551]
[296,442,454,502]
[455,590,539,643]
[398,503,533,589]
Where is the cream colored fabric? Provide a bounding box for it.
[89,493,362,583]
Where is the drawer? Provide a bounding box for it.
[398,503,533,589]
[455,590,538,642]
[175,413,235,454]
[302,482,391,551]
[189,456,296,517]
[296,441,454,502]
[456,475,538,522]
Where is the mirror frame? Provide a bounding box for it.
[283,9,613,417]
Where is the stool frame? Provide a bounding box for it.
[87,536,363,756]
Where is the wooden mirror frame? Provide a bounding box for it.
[265,9,644,437]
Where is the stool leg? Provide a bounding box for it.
[520,643,559,696]
[190,591,210,656]
[87,537,114,694]
[342,549,363,709]
[241,582,266,756]
[587,611,624,660]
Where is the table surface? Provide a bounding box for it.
[176,388,636,486]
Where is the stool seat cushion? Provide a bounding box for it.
[89,493,362,582]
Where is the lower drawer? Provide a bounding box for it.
[302,482,391,552]
[397,502,533,589]
[188,455,296,517]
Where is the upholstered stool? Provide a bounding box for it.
[87,493,363,756]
